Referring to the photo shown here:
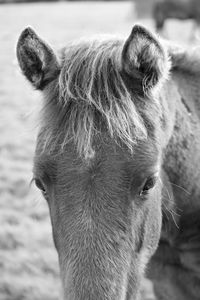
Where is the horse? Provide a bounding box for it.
[153,0,200,37]
[16,25,200,300]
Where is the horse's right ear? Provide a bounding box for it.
[16,27,60,90]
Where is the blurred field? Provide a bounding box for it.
[0,1,197,300]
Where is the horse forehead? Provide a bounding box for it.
[54,140,159,178]
[34,120,161,182]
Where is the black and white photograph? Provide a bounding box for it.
[1,0,200,299]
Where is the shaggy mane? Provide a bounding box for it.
[42,37,156,159]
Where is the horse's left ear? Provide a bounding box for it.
[122,25,170,93]
[16,27,60,90]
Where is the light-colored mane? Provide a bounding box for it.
[42,38,160,159]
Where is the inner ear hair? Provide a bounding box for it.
[121,25,170,93]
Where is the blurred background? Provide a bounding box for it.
[0,0,199,299]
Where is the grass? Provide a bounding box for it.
[0,1,195,299]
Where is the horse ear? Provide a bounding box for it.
[121,25,170,93]
[16,27,60,90]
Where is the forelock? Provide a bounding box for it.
[40,37,160,159]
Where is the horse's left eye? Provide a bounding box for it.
[139,176,157,196]
[34,178,47,195]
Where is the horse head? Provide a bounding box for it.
[17,25,171,300]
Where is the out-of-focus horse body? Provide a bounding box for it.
[17,25,200,300]
[153,0,200,37]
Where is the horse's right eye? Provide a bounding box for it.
[139,175,158,197]
[34,178,46,194]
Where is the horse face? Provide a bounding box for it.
[34,137,162,300]
[17,25,170,300]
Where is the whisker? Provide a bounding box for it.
[162,201,170,221]
[169,182,191,195]
[32,195,43,208]
[29,177,35,189]
[159,178,180,228]
[156,180,170,222]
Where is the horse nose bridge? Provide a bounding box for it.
[59,219,134,300]
[60,245,141,300]
[57,175,139,299]
[61,256,130,300]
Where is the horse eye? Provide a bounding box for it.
[139,176,157,196]
[34,178,46,194]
